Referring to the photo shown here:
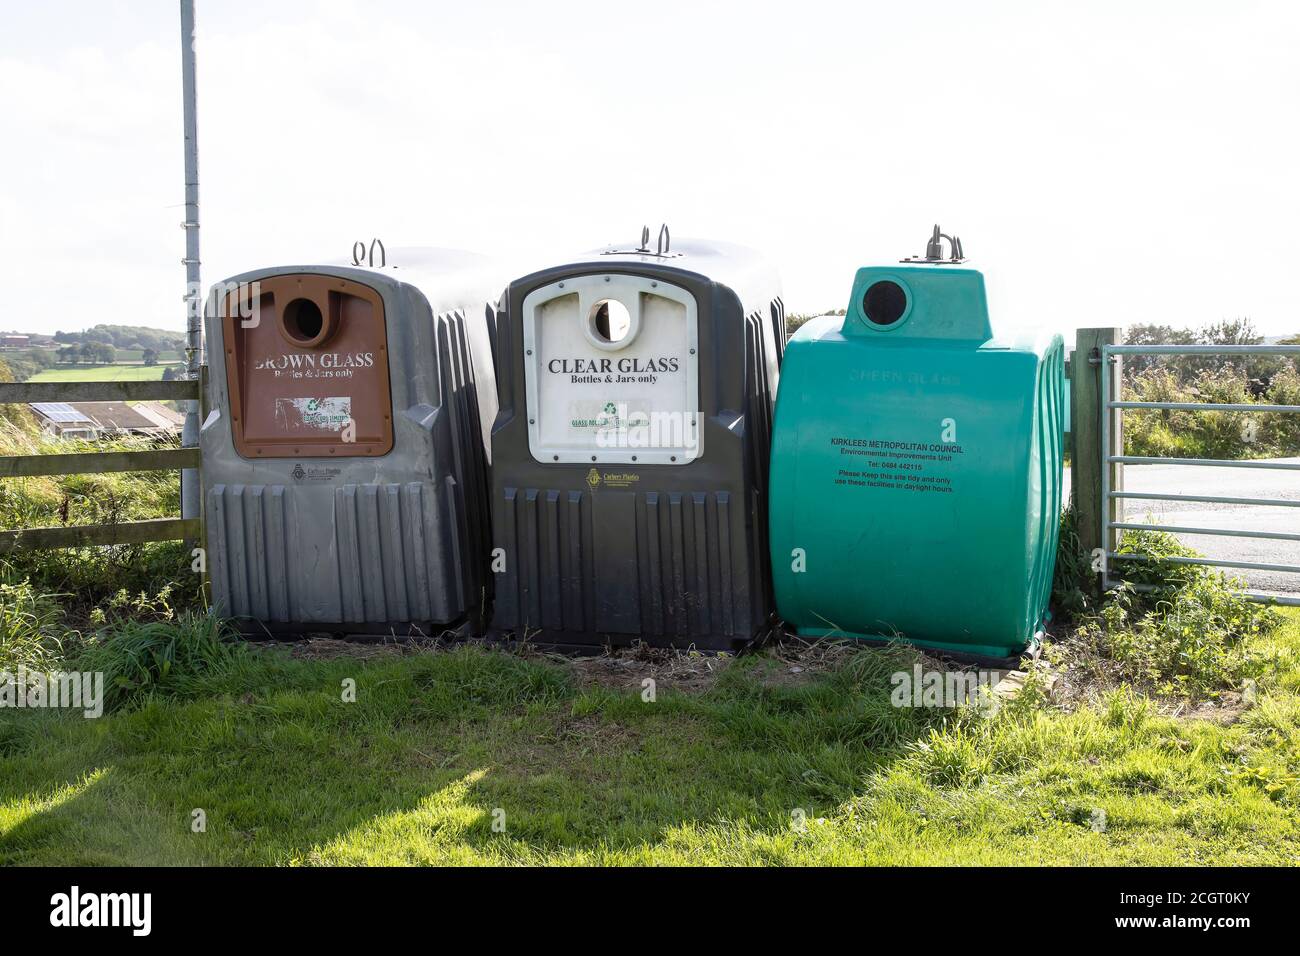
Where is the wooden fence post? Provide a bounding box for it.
[1073,327,1123,569]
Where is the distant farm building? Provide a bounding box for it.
[1,334,31,350]
[29,401,185,440]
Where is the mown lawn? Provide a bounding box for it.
[2,610,1297,866]
[27,364,181,383]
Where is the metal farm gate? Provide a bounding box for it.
[1099,342,1300,606]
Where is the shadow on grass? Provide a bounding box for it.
[0,643,944,865]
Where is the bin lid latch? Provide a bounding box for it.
[901,224,966,264]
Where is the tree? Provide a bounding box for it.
[0,348,51,383]
[1123,323,1196,379]
[142,347,159,366]
[1200,317,1262,346]
[57,344,82,364]
[48,325,185,352]
[1196,317,1283,388]
[1125,318,1286,390]
[89,342,115,364]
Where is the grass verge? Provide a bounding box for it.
[1,609,1297,866]
[2,478,1295,865]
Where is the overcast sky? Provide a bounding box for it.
[2,0,1298,338]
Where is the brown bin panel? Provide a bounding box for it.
[221,274,394,458]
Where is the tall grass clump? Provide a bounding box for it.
[74,609,247,711]
[1061,529,1280,699]
[0,574,68,672]
[1265,362,1300,451]
[1050,505,1096,623]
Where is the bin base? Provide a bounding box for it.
[483,624,774,656]
[228,617,475,643]
[788,627,1041,671]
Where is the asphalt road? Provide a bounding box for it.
[1066,457,1300,599]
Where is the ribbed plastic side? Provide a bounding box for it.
[206,483,291,622]
[207,480,463,625]
[1027,342,1066,626]
[438,308,491,609]
[332,480,463,625]
[769,296,787,367]
[495,487,746,641]
[745,307,778,619]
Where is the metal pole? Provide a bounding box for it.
[179,0,201,521]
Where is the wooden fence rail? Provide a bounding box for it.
[0,518,201,556]
[0,447,200,479]
[0,376,202,555]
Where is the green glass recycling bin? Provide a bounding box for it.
[768,264,1064,661]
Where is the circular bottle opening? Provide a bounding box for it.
[588,299,632,344]
[281,297,325,344]
[862,280,908,326]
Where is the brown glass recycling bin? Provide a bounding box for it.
[201,252,502,634]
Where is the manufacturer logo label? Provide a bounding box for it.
[584,468,639,490]
[290,463,341,483]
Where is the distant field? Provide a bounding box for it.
[27,363,182,383]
